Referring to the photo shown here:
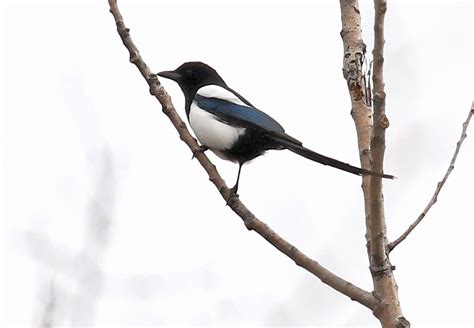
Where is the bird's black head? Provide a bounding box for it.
[158,62,227,98]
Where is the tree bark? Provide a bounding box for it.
[339,0,409,326]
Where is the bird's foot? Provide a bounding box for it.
[191,145,209,159]
[225,186,239,206]
[230,184,239,196]
[227,184,239,201]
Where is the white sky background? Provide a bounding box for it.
[0,0,472,327]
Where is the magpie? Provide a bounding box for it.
[158,62,394,193]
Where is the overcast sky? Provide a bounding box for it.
[1,0,472,327]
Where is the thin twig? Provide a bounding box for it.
[389,105,474,252]
[107,0,379,310]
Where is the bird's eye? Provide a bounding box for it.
[184,69,193,77]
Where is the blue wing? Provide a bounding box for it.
[194,95,285,133]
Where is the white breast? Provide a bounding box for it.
[189,101,245,151]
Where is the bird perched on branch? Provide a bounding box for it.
[158,62,394,193]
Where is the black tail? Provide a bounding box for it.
[276,138,395,179]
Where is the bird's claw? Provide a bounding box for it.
[225,187,239,206]
[191,145,209,159]
[230,185,239,196]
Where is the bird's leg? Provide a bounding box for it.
[191,145,209,159]
[230,162,243,194]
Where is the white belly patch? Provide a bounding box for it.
[189,102,245,151]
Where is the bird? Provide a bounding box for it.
[158,62,394,193]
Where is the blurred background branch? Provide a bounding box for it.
[35,149,115,327]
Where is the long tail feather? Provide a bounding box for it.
[276,138,395,179]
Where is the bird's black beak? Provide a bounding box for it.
[157,70,181,81]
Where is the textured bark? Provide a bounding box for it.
[369,1,408,325]
[339,0,409,326]
[108,0,379,310]
[371,0,389,268]
[339,0,374,263]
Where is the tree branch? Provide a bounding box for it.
[369,1,409,325]
[340,0,409,326]
[339,0,374,267]
[107,0,379,310]
[388,104,474,252]
[370,0,388,270]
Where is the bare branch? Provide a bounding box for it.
[389,105,474,252]
[368,1,409,325]
[340,0,408,325]
[370,0,389,270]
[339,0,374,265]
[107,0,379,310]
[38,279,56,328]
